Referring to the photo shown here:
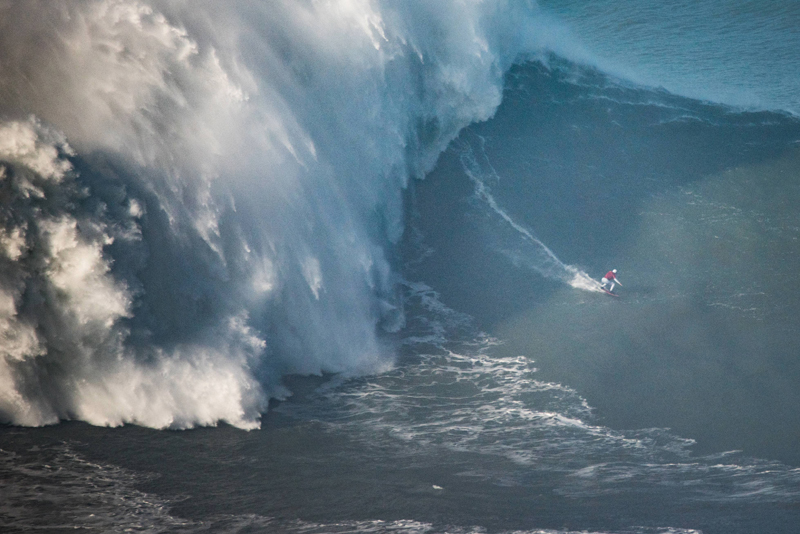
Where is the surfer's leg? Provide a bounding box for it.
[610,282,615,291]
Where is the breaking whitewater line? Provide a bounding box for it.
[457,136,600,292]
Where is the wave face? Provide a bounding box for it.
[413,54,800,469]
[0,0,572,429]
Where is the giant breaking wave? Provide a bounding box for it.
[0,1,582,429]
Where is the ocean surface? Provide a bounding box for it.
[2,2,800,533]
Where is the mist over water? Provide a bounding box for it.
[0,0,567,429]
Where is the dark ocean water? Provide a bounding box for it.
[3,2,800,534]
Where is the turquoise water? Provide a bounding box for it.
[539,0,800,113]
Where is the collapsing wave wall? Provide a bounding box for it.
[0,1,571,429]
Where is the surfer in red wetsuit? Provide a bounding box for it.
[600,269,621,292]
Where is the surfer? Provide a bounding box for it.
[600,269,621,293]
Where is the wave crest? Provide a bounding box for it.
[0,1,570,428]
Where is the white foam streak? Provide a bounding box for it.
[459,138,601,292]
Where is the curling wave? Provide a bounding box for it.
[0,1,577,428]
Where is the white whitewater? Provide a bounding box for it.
[0,1,580,429]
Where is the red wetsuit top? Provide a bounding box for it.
[604,271,616,280]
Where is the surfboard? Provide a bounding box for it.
[602,288,619,297]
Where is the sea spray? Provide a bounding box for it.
[0,1,577,428]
